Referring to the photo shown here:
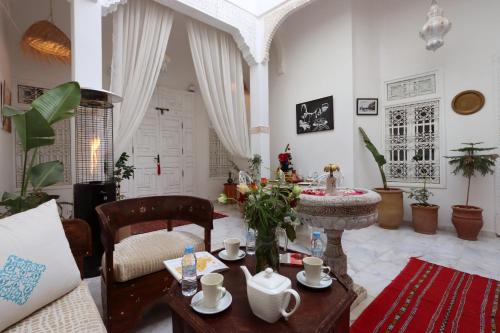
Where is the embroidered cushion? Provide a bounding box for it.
[0,200,81,331]
[104,230,204,282]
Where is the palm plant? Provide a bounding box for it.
[0,82,81,216]
[359,127,387,189]
[446,142,498,206]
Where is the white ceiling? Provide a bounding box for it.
[225,0,290,16]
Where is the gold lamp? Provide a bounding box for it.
[21,0,71,63]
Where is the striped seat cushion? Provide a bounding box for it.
[4,281,106,333]
[106,230,205,282]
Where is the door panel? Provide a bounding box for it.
[132,91,195,197]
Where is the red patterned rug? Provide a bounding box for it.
[129,211,228,236]
[351,257,499,333]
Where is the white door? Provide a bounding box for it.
[130,89,195,197]
[133,108,159,197]
[182,118,195,195]
[159,115,183,194]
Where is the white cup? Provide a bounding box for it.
[303,256,331,285]
[224,238,240,258]
[200,273,226,308]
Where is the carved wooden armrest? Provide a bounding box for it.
[62,218,92,278]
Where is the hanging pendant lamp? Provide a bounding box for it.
[21,0,71,63]
[419,0,452,51]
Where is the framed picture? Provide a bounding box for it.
[296,95,334,134]
[356,98,378,116]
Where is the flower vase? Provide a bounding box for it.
[255,228,280,273]
[280,160,290,172]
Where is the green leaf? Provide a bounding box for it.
[2,105,26,117]
[32,81,81,125]
[12,109,55,151]
[30,161,64,189]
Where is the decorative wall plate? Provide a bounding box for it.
[452,90,485,115]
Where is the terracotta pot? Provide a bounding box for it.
[451,205,483,241]
[411,204,439,235]
[374,188,404,229]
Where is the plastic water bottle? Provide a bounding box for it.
[311,231,324,258]
[181,245,197,296]
[246,228,256,255]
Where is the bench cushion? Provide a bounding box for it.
[4,281,105,333]
[108,230,205,282]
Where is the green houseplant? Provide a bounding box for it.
[0,82,81,217]
[359,127,403,229]
[445,142,498,240]
[113,152,135,200]
[406,154,439,234]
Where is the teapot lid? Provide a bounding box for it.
[251,268,290,293]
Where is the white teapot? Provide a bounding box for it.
[240,266,301,323]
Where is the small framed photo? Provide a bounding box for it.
[356,98,378,116]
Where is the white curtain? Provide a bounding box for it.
[111,0,174,158]
[186,20,251,159]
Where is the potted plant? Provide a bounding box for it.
[0,82,81,217]
[445,142,498,240]
[359,127,403,229]
[113,152,135,200]
[406,154,439,234]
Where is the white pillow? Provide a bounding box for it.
[0,200,81,331]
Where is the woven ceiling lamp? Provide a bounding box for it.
[21,0,71,63]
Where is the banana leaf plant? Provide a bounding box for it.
[359,127,388,189]
[0,82,81,217]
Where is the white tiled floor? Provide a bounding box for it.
[86,205,500,332]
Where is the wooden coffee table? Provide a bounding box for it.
[166,249,356,333]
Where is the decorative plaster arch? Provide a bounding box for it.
[262,0,317,62]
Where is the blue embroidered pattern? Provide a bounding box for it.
[0,255,46,305]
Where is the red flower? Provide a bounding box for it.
[260,177,268,186]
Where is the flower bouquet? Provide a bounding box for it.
[218,178,301,272]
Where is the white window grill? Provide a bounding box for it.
[385,99,440,184]
[209,128,232,178]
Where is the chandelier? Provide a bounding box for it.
[21,0,71,63]
[419,0,452,51]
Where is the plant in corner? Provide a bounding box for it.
[406,154,439,234]
[0,82,81,217]
[445,142,498,240]
[359,127,404,229]
[113,152,135,200]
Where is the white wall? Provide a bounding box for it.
[375,0,500,233]
[0,4,13,195]
[269,0,355,187]
[270,0,500,233]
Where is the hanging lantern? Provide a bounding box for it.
[419,0,452,52]
[20,0,71,63]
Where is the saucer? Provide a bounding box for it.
[218,249,246,261]
[190,290,232,314]
[296,270,333,289]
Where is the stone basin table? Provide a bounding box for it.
[297,188,381,305]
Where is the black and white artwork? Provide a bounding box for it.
[356,98,378,116]
[296,96,334,134]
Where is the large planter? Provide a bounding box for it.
[411,204,439,234]
[374,188,404,229]
[451,205,483,241]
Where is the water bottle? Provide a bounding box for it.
[181,245,198,296]
[246,228,256,255]
[311,231,323,258]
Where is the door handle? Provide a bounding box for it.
[155,154,161,175]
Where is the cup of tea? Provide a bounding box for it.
[200,273,226,308]
[224,238,240,258]
[303,257,330,285]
